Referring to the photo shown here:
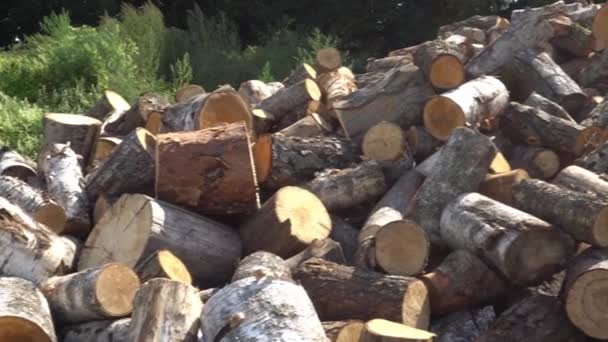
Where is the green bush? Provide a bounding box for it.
[0,92,43,157]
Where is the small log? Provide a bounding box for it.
[362,121,407,161]
[366,55,412,73]
[553,165,608,199]
[43,113,101,165]
[0,197,77,283]
[574,139,608,173]
[200,275,327,342]
[231,251,291,282]
[89,136,122,169]
[92,193,117,225]
[283,63,317,87]
[240,186,331,258]
[562,247,608,339]
[430,307,496,342]
[479,169,530,206]
[0,175,66,232]
[85,128,156,200]
[322,320,362,342]
[373,220,429,277]
[78,194,241,286]
[129,278,203,342]
[278,113,333,137]
[101,93,170,137]
[333,64,434,139]
[581,97,608,128]
[423,76,509,141]
[161,85,253,133]
[293,258,430,329]
[135,249,192,284]
[62,318,130,342]
[271,100,321,132]
[513,178,608,247]
[0,277,57,342]
[405,126,442,162]
[414,149,440,177]
[524,92,575,123]
[506,145,560,179]
[406,128,496,245]
[87,90,131,121]
[238,80,274,108]
[251,108,275,134]
[413,39,468,90]
[443,27,486,45]
[579,49,608,89]
[476,294,586,342]
[316,47,342,72]
[354,72,386,88]
[317,68,358,112]
[258,79,321,119]
[361,319,435,342]
[303,161,387,211]
[550,16,596,57]
[421,250,507,314]
[38,144,90,237]
[175,84,205,103]
[438,15,507,36]
[0,148,37,181]
[156,122,259,215]
[285,238,346,272]
[329,216,359,264]
[41,263,140,323]
[441,193,574,285]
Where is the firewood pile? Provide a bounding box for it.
[2,1,608,341]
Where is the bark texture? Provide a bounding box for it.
[231,251,291,282]
[553,165,608,199]
[62,318,131,342]
[524,91,576,123]
[431,307,496,342]
[101,93,170,137]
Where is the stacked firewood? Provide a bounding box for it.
[1,1,608,341]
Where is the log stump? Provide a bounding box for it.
[43,113,101,165]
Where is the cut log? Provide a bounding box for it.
[333,64,434,139]
[413,39,468,90]
[238,80,274,108]
[503,50,586,114]
[355,72,386,88]
[155,122,259,215]
[0,277,56,342]
[438,15,507,36]
[441,192,574,285]
[507,145,560,179]
[430,306,496,342]
[405,126,442,162]
[240,186,331,258]
[562,247,608,339]
[524,92,576,123]
[574,139,608,173]
[489,152,511,174]
[161,85,253,133]
[581,97,608,128]
[134,249,192,284]
[423,76,508,141]
[361,319,435,342]
[366,55,412,73]
[41,263,140,323]
[303,161,387,211]
[78,194,242,286]
[283,63,317,88]
[414,149,441,177]
[231,251,291,282]
[278,113,333,137]
[512,178,608,247]
[175,84,205,103]
[322,320,362,342]
[258,79,321,120]
[253,133,359,189]
[145,112,162,135]
[334,322,365,342]
[316,48,342,72]
[285,238,346,272]
[293,258,430,329]
[362,121,407,161]
[271,100,321,132]
[553,165,608,199]
[579,49,608,89]
[0,175,66,232]
[406,128,496,245]
[89,136,122,169]
[251,108,275,134]
[87,90,131,121]
[43,113,101,165]
[373,220,429,276]
[476,294,586,342]
[62,318,130,342]
[101,93,170,137]
[38,144,90,237]
[92,193,117,225]
[129,278,203,342]
[0,197,77,283]
[593,5,608,51]
[85,128,156,200]
[550,16,596,57]
[317,68,358,112]
[329,216,358,265]
[421,250,507,314]
[0,148,37,181]
[201,275,327,342]
[479,169,529,206]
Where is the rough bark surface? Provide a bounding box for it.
[575,139,608,173]
[231,251,292,282]
[102,93,170,137]
[581,98,608,128]
[405,126,443,162]
[580,48,608,88]
[283,63,317,88]
[366,55,412,73]
[285,238,347,273]
[62,318,131,342]
[431,307,496,342]
[553,165,608,199]
[330,216,359,265]
[524,91,575,123]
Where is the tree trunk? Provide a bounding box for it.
[43,113,101,166]
[329,216,359,265]
[89,136,122,170]
[278,113,333,137]
[322,321,362,342]
[78,194,241,287]
[524,92,576,123]
[413,39,468,90]
[271,99,321,132]
[479,169,530,206]
[283,63,317,88]
[316,48,342,72]
[258,79,321,119]
[87,90,131,121]
[38,143,90,237]
[293,258,430,329]
[129,278,203,342]
[366,55,412,73]
[0,197,77,284]
[361,319,435,342]
[362,122,408,161]
[430,307,496,342]
[160,85,253,133]
[240,186,331,258]
[175,84,205,103]
[134,249,192,285]
[0,277,57,342]
[550,16,596,57]
[512,178,608,247]
[0,175,66,233]
[62,318,130,342]
[237,80,274,108]
[421,250,506,315]
[285,238,346,272]
[562,247,608,339]
[579,49,608,88]
[405,126,442,162]
[85,128,156,200]
[406,128,496,246]
[574,139,608,174]
[41,263,140,324]
[0,148,37,181]
[333,64,434,139]
[506,145,560,179]
[476,294,586,342]
[200,276,327,342]
[441,192,574,285]
[423,76,508,141]
[231,251,291,282]
[303,161,386,211]
[156,122,259,215]
[553,165,608,199]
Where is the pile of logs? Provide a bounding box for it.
[2,1,608,341]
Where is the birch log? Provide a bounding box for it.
[0,148,37,181]
[43,113,101,165]
[231,251,291,282]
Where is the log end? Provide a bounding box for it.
[430,54,465,90]
[565,268,608,339]
[532,149,560,179]
[0,317,53,342]
[197,90,253,131]
[336,322,365,342]
[592,206,608,247]
[175,84,205,103]
[375,220,429,276]
[44,113,103,127]
[303,63,318,80]
[362,121,406,161]
[104,90,131,114]
[316,48,342,71]
[34,203,67,234]
[423,96,465,141]
[252,134,272,184]
[365,319,436,341]
[401,279,431,329]
[145,112,162,135]
[96,263,140,317]
[305,78,322,102]
[489,152,511,174]
[157,249,193,284]
[479,169,529,206]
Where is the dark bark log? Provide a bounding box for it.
[366,55,412,73]
[524,92,576,123]
[102,93,170,137]
[330,216,359,265]
[62,318,130,342]
[258,79,322,120]
[405,126,442,162]
[87,90,131,121]
[550,16,596,57]
[285,238,346,273]
[506,145,560,179]
[283,63,317,88]
[574,139,608,174]
[430,307,495,342]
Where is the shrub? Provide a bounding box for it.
[0,92,44,157]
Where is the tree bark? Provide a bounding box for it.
[283,63,317,88]
[430,307,496,342]
[285,238,347,273]
[524,91,576,123]
[134,249,192,285]
[87,90,131,121]
[78,194,241,287]
[240,186,331,258]
[440,193,574,285]
[258,79,322,119]
[579,49,608,88]
[574,139,608,173]
[512,178,608,247]
[89,136,122,170]
[413,39,468,90]
[333,64,434,139]
[318,68,358,113]
[62,318,131,342]
[438,15,507,36]
[92,193,118,225]
[38,143,90,237]
[237,80,274,108]
[550,16,596,57]
[200,276,327,342]
[85,128,156,200]
[231,251,291,282]
[129,278,203,342]
[366,55,412,73]
[355,72,386,89]
[0,148,37,181]
[405,126,442,162]
[43,113,101,166]
[479,169,530,206]
[101,93,170,137]
[553,165,608,199]
[423,76,508,141]
[41,263,140,324]
[581,97,608,128]
[592,5,608,52]
[293,258,430,329]
[329,216,359,265]
[0,277,57,342]
[506,145,560,179]
[175,84,205,103]
[278,113,333,137]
